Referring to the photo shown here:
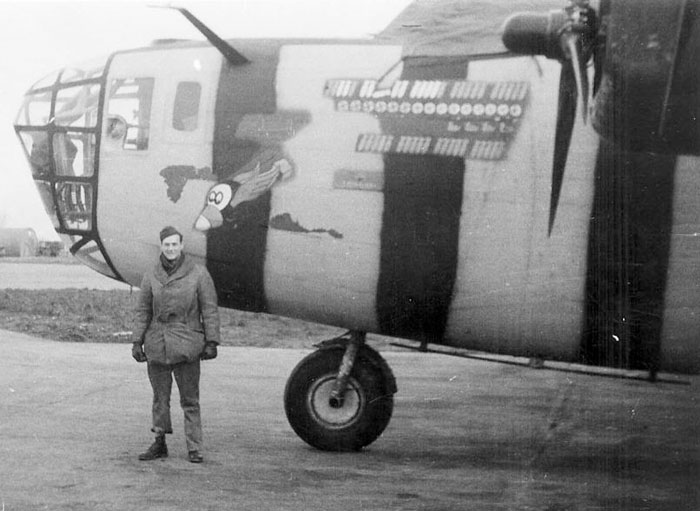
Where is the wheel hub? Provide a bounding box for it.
[307,375,363,428]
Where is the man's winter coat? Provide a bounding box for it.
[133,255,220,365]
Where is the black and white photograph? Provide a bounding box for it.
[0,1,698,509]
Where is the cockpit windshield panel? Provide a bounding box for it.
[15,91,52,126]
[30,70,60,91]
[27,56,106,94]
[55,84,100,128]
[34,180,60,231]
[53,132,96,177]
[57,56,107,85]
[17,131,50,179]
[56,181,93,231]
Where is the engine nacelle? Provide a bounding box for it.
[591,0,699,154]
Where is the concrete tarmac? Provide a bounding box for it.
[1,330,698,511]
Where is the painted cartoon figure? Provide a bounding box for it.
[194,150,293,232]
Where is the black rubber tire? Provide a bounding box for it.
[284,348,394,451]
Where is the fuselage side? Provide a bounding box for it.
[15,38,700,374]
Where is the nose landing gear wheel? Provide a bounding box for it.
[284,347,394,451]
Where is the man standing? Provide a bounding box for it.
[131,226,220,463]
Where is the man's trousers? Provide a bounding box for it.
[147,359,202,452]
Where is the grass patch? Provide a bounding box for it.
[0,289,395,349]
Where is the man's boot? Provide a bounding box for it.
[138,434,168,461]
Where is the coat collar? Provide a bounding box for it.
[153,254,195,284]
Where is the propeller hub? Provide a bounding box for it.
[502,10,569,60]
[501,2,597,62]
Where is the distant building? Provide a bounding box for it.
[37,240,65,257]
[0,228,39,257]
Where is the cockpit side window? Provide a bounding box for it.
[173,81,201,132]
[106,78,154,150]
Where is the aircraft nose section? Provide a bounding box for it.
[195,205,223,231]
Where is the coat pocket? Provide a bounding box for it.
[164,324,205,364]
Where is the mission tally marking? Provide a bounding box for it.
[325,78,529,160]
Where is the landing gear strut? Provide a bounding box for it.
[284,331,397,451]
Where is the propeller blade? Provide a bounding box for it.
[549,60,578,235]
[564,34,589,123]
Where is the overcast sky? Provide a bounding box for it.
[0,0,410,240]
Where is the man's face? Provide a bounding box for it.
[160,234,183,260]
